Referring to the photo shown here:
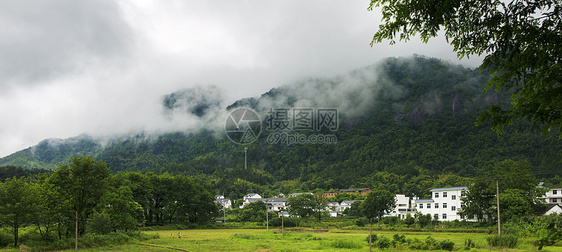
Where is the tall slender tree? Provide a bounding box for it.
[47,156,111,235]
[361,190,395,252]
[0,177,41,247]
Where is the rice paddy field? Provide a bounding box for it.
[47,228,562,252]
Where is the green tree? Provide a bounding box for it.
[172,175,218,223]
[99,186,145,231]
[144,172,173,223]
[361,190,395,252]
[460,159,545,223]
[499,189,535,221]
[111,172,152,223]
[459,177,496,222]
[369,0,562,135]
[494,159,537,192]
[344,201,363,217]
[415,212,432,228]
[36,175,71,240]
[47,156,111,235]
[0,177,41,247]
[239,201,266,222]
[288,194,318,219]
[494,159,545,218]
[404,213,415,227]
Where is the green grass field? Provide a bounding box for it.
[41,228,562,252]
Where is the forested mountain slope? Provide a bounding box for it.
[1,56,560,198]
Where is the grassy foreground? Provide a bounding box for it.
[42,228,562,252]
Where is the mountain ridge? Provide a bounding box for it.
[1,55,560,197]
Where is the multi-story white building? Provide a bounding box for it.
[415,187,468,221]
[543,188,562,206]
[387,194,416,219]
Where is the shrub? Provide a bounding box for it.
[464,238,475,250]
[376,236,391,249]
[425,236,437,248]
[393,234,406,244]
[0,228,12,247]
[438,239,455,251]
[409,238,427,250]
[382,216,399,226]
[269,217,300,227]
[486,235,518,248]
[365,234,378,243]
[409,236,452,250]
[330,240,362,249]
[89,210,113,234]
[355,217,368,227]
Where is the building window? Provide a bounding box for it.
[460,202,465,208]
[419,204,423,209]
[451,195,456,200]
[435,203,439,208]
[442,213,447,219]
[461,191,465,197]
[443,203,447,208]
[434,192,439,198]
[427,203,431,209]
[553,199,558,203]
[443,192,447,197]
[434,214,438,220]
[451,206,456,211]
[554,190,558,195]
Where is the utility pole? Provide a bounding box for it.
[281,207,284,236]
[281,208,285,236]
[244,147,248,169]
[266,202,269,231]
[75,211,78,252]
[496,178,501,236]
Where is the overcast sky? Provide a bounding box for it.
[0,0,484,158]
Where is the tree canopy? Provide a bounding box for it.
[369,0,562,136]
[459,159,545,222]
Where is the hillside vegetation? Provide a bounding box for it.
[1,56,561,199]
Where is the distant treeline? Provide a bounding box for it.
[0,156,218,248]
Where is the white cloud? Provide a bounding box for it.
[0,0,484,158]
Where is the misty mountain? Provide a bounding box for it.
[162,85,223,118]
[1,55,560,196]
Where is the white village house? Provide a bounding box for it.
[542,204,562,216]
[543,188,562,206]
[387,194,416,219]
[214,195,232,209]
[240,193,262,208]
[339,200,359,213]
[415,187,468,221]
[288,192,313,198]
[264,198,289,212]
